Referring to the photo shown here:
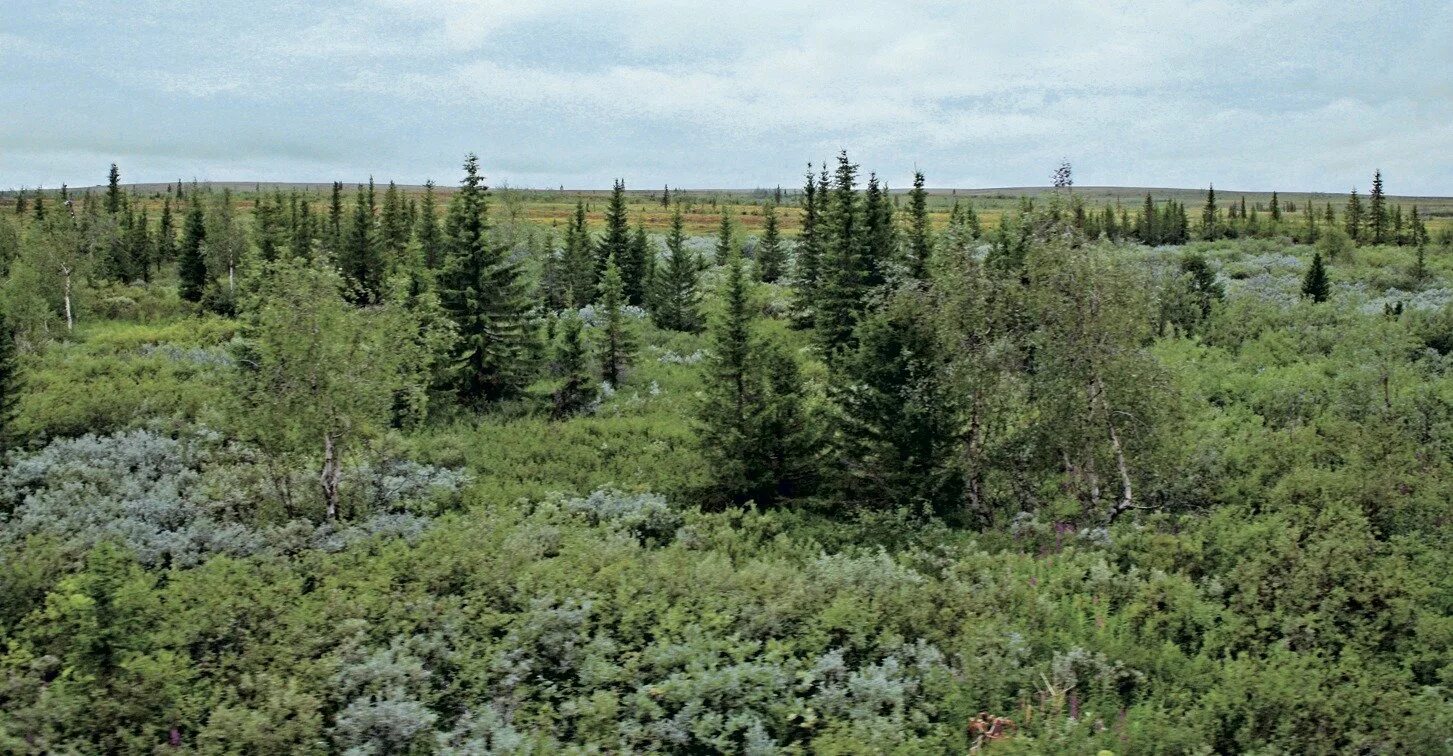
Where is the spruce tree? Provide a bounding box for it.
[551,312,595,418]
[619,219,650,306]
[830,288,960,516]
[340,185,383,304]
[438,154,534,408]
[178,195,208,303]
[1269,191,1281,222]
[862,173,893,288]
[1302,252,1331,302]
[416,180,442,269]
[697,246,814,505]
[598,179,631,284]
[0,306,19,451]
[791,164,826,327]
[563,200,595,307]
[32,189,44,221]
[14,189,25,216]
[816,151,868,357]
[380,180,410,269]
[651,206,703,332]
[127,208,152,282]
[714,209,736,267]
[105,163,123,215]
[1346,188,1363,242]
[595,255,635,386]
[156,197,177,263]
[756,201,785,283]
[1369,170,1387,244]
[905,170,933,281]
[326,181,345,258]
[1303,200,1318,243]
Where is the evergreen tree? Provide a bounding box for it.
[595,255,635,386]
[651,206,703,332]
[416,180,442,269]
[0,306,20,451]
[862,173,894,289]
[1269,191,1281,222]
[551,312,595,418]
[619,218,650,306]
[105,163,123,215]
[817,151,868,357]
[326,181,345,259]
[756,201,785,283]
[178,195,208,303]
[1302,252,1331,302]
[1346,188,1363,242]
[1369,170,1387,244]
[32,190,44,222]
[713,209,736,268]
[830,288,960,516]
[538,231,570,313]
[697,246,815,505]
[380,180,411,269]
[288,196,315,260]
[127,208,152,282]
[598,179,631,284]
[905,170,933,281]
[438,154,534,408]
[1410,206,1429,247]
[156,197,177,264]
[563,200,595,307]
[1302,200,1318,243]
[791,164,827,327]
[340,185,384,304]
[1138,194,1157,244]
[14,189,25,216]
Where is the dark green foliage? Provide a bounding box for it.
[651,207,703,333]
[862,173,893,289]
[438,154,534,408]
[791,164,827,327]
[829,288,960,516]
[104,163,122,215]
[0,307,20,449]
[1369,169,1387,244]
[563,200,595,307]
[816,152,869,356]
[598,179,631,289]
[177,195,208,303]
[551,312,594,417]
[697,248,815,505]
[755,201,785,282]
[1302,251,1331,302]
[340,185,384,304]
[416,180,442,269]
[1346,187,1364,242]
[904,171,932,280]
[620,219,650,306]
[1201,185,1219,239]
[595,256,635,385]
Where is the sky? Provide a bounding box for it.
[2,0,1451,194]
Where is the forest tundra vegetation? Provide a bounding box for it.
[0,156,1451,753]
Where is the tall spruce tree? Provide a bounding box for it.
[340,185,384,304]
[416,180,442,269]
[563,200,595,307]
[178,194,208,303]
[598,179,631,284]
[862,173,893,289]
[595,255,636,386]
[551,311,595,418]
[651,206,703,332]
[830,288,960,516]
[791,164,826,327]
[816,151,868,357]
[905,170,933,281]
[697,246,814,505]
[1269,191,1281,222]
[1346,188,1364,243]
[438,153,534,408]
[326,181,345,259]
[1200,185,1218,239]
[756,201,785,283]
[105,163,123,215]
[155,197,176,264]
[620,219,650,306]
[1368,170,1387,244]
[1302,252,1331,303]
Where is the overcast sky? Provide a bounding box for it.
[2,0,1451,193]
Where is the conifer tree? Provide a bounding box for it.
[756,201,785,282]
[14,189,25,216]
[438,154,534,408]
[380,180,410,268]
[618,218,649,306]
[697,246,814,505]
[1368,170,1387,244]
[1302,252,1330,302]
[156,197,177,264]
[1139,194,1157,244]
[105,163,122,215]
[563,200,595,307]
[551,311,595,418]
[598,179,631,283]
[416,180,442,269]
[830,288,960,515]
[126,207,152,282]
[817,151,868,357]
[595,255,635,386]
[538,231,570,313]
[326,181,345,258]
[178,194,208,303]
[791,164,826,327]
[651,206,703,333]
[862,173,893,289]
[1346,188,1364,242]
[1303,200,1318,243]
[714,208,736,267]
[1269,191,1281,222]
[289,196,315,260]
[340,185,384,304]
[905,170,933,281]
[1410,206,1429,247]
[0,306,19,451]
